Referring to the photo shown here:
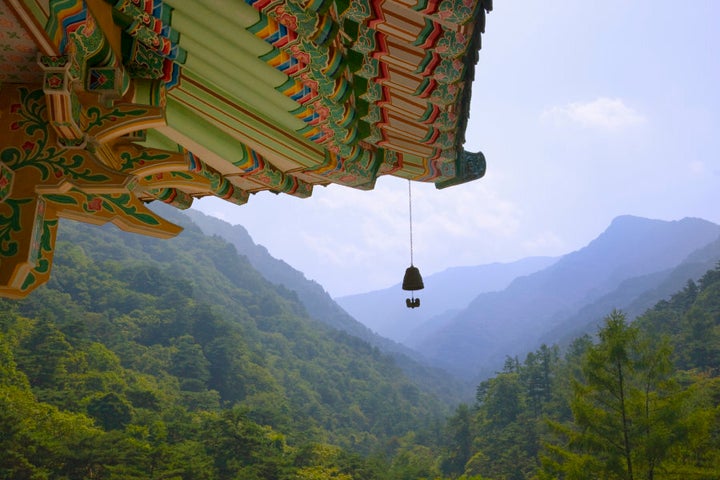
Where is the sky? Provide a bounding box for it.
[193,0,720,298]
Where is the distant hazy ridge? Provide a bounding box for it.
[338,216,720,380]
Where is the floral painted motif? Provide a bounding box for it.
[431,0,479,26]
[1,0,491,297]
[0,81,182,296]
[340,0,373,23]
[0,199,28,257]
[0,162,13,201]
[118,148,174,172]
[0,2,43,84]
[433,58,465,84]
[85,105,148,130]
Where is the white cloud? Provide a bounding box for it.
[415,185,520,243]
[205,209,229,222]
[300,232,371,268]
[259,177,525,295]
[541,97,646,129]
[521,231,565,254]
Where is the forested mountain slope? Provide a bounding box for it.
[417,216,720,379]
[1,217,449,462]
[539,233,720,348]
[184,208,379,342]
[2,215,718,479]
[182,207,473,403]
[434,263,720,480]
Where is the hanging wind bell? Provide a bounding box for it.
[402,180,424,308]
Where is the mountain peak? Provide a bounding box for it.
[415,215,720,379]
[593,216,718,249]
[609,214,651,225]
[608,215,715,229]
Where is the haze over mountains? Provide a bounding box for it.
[338,215,720,379]
[6,207,720,478]
[336,256,558,343]
[187,208,720,384]
[183,208,474,401]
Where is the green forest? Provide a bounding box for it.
[1,218,719,479]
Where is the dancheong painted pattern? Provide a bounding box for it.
[0,0,493,297]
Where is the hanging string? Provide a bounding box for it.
[408,179,414,266]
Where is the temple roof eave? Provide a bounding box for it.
[0,0,495,298]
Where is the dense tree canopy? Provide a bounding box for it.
[0,219,445,478]
[438,264,720,480]
[1,215,718,479]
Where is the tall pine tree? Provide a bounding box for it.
[542,310,689,480]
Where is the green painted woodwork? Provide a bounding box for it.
[0,82,182,297]
[177,32,286,88]
[180,58,303,131]
[168,0,262,36]
[166,74,324,168]
[169,6,269,58]
[0,0,493,297]
[144,129,183,153]
[164,98,259,169]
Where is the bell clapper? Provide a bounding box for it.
[406,295,420,309]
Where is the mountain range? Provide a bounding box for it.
[7,205,463,455]
[335,256,558,343]
[390,216,720,379]
[183,207,474,402]
[6,207,719,480]
[185,209,720,383]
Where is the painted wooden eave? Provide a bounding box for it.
[1,0,493,199]
[156,0,492,190]
[0,0,493,297]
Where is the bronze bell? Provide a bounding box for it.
[402,265,424,291]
